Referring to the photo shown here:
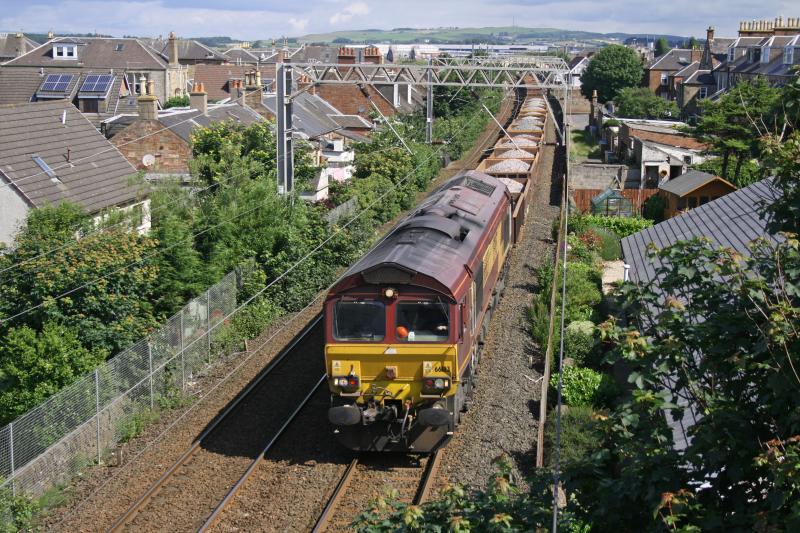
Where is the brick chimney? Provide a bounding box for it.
[137,75,158,121]
[243,70,263,108]
[363,46,382,64]
[168,31,179,66]
[338,47,356,65]
[15,33,26,57]
[190,82,207,114]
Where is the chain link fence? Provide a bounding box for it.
[0,272,238,498]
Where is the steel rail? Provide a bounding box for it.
[106,314,323,533]
[311,458,360,533]
[311,449,443,533]
[199,375,327,532]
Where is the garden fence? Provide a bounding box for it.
[0,272,238,498]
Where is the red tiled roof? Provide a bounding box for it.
[630,128,708,150]
[192,64,274,102]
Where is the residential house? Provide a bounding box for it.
[106,82,263,177]
[0,100,149,245]
[621,177,782,449]
[568,55,591,88]
[0,32,38,63]
[0,35,189,125]
[657,170,737,217]
[647,48,703,99]
[713,17,800,93]
[192,64,274,102]
[616,120,707,187]
[223,47,271,65]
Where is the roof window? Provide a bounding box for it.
[32,155,62,184]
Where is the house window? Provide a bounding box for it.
[761,46,770,63]
[683,155,692,164]
[728,47,735,61]
[127,72,149,95]
[81,98,99,113]
[785,47,795,65]
[747,48,761,63]
[699,86,708,99]
[660,73,668,85]
[53,44,77,59]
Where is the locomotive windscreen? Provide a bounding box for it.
[395,298,450,342]
[333,300,386,341]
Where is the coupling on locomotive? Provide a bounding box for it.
[324,170,518,452]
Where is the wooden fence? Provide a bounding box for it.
[570,188,659,215]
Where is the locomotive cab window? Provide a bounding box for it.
[396,299,450,342]
[333,299,386,341]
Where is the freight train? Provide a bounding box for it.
[324,95,547,452]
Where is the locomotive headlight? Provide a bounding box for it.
[384,287,398,299]
[333,375,360,392]
[434,378,445,389]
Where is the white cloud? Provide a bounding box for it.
[289,17,309,32]
[329,2,370,26]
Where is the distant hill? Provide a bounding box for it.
[299,26,688,45]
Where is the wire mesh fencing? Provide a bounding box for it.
[0,272,238,498]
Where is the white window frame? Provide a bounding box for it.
[660,73,668,85]
[728,47,735,62]
[761,46,770,63]
[785,47,795,65]
[53,44,77,60]
[699,86,708,99]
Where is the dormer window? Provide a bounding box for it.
[728,47,735,61]
[785,47,795,65]
[747,48,761,63]
[761,46,770,63]
[53,44,77,60]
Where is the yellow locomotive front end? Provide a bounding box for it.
[325,288,462,452]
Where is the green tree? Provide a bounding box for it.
[580,44,645,103]
[0,322,106,423]
[615,87,679,119]
[0,204,160,355]
[654,37,670,57]
[686,36,699,49]
[689,78,783,182]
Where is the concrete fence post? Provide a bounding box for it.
[148,341,154,410]
[180,312,186,391]
[206,289,212,365]
[94,369,101,464]
[9,422,15,496]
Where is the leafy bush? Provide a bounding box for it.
[231,297,283,340]
[545,404,604,468]
[642,194,667,223]
[163,95,189,109]
[550,365,616,408]
[354,455,588,532]
[565,262,603,323]
[567,234,600,266]
[614,87,679,119]
[570,214,653,238]
[587,225,622,261]
[693,157,761,188]
[0,484,38,533]
[564,320,596,365]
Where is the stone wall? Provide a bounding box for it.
[112,119,192,173]
[571,163,640,190]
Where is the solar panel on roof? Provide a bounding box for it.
[80,74,113,93]
[40,74,74,93]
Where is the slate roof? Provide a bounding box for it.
[157,103,264,143]
[3,37,166,69]
[0,100,142,213]
[683,69,715,85]
[141,38,227,63]
[0,33,39,62]
[649,48,696,70]
[262,91,370,141]
[222,48,261,64]
[620,178,782,450]
[658,170,733,196]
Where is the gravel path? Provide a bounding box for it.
[434,109,562,492]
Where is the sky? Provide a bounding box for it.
[0,0,797,40]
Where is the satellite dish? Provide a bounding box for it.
[142,154,156,167]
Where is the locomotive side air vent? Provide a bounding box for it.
[464,176,496,196]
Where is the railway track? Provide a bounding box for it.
[312,450,444,532]
[106,315,325,532]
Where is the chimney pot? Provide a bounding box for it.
[190,82,208,114]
